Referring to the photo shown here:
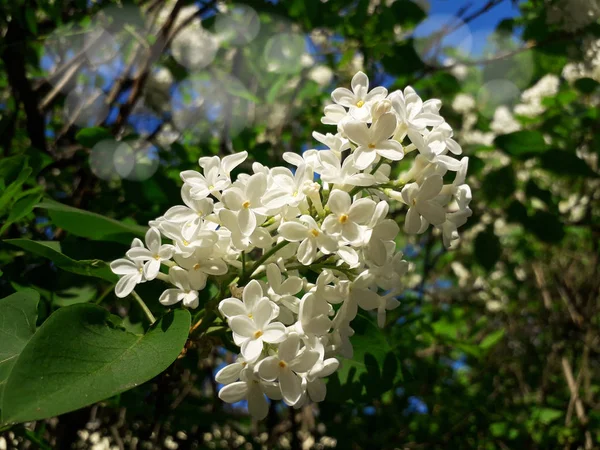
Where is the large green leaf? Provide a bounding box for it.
[0,304,190,426]
[331,314,401,401]
[75,127,113,148]
[539,149,598,178]
[5,239,117,282]
[495,131,548,158]
[36,200,147,244]
[0,290,39,413]
[0,191,43,234]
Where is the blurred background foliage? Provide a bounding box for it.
[0,0,599,448]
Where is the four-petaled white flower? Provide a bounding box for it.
[257,333,320,406]
[322,190,376,244]
[344,113,404,169]
[331,71,388,121]
[126,227,175,280]
[219,280,279,322]
[229,298,286,362]
[159,266,200,308]
[278,216,338,265]
[218,367,281,420]
[401,175,446,234]
[110,238,146,298]
[222,172,269,235]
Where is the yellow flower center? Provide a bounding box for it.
[356,100,365,108]
[182,240,189,246]
[253,330,263,339]
[310,228,320,237]
[138,267,144,274]
[368,143,376,149]
[339,214,349,224]
[242,200,251,209]
[193,263,201,270]
[153,254,160,260]
[278,361,287,368]
[248,313,253,319]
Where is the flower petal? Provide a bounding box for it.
[241,338,263,361]
[219,298,246,319]
[262,322,287,343]
[230,315,257,338]
[327,190,351,215]
[110,258,138,275]
[215,362,244,384]
[257,356,280,381]
[279,369,302,406]
[247,383,269,420]
[159,288,183,306]
[353,146,377,170]
[343,120,370,147]
[331,87,355,107]
[115,274,138,298]
[278,221,308,242]
[243,279,263,310]
[278,333,300,362]
[348,198,376,224]
[371,113,397,143]
[289,350,320,373]
[404,207,422,234]
[145,227,161,253]
[253,298,275,329]
[218,382,248,404]
[238,208,257,236]
[308,379,327,402]
[143,259,161,280]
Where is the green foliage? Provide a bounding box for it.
[0,297,190,426]
[5,239,117,282]
[494,130,548,158]
[36,200,147,244]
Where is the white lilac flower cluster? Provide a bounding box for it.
[110,72,472,418]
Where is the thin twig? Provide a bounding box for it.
[131,290,156,324]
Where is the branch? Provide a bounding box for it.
[1,21,49,155]
[111,0,187,135]
[561,356,593,449]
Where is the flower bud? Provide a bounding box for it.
[371,99,392,121]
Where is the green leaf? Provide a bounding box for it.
[334,314,401,400]
[474,227,501,271]
[533,408,562,425]
[0,192,43,234]
[0,289,39,414]
[36,200,146,244]
[52,285,97,307]
[75,127,113,148]
[480,329,505,350]
[539,149,598,178]
[0,167,32,214]
[573,77,600,94]
[5,239,117,282]
[266,75,288,104]
[0,305,190,426]
[24,9,38,34]
[0,155,27,189]
[495,131,548,158]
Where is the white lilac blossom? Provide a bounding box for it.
[111,71,473,418]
